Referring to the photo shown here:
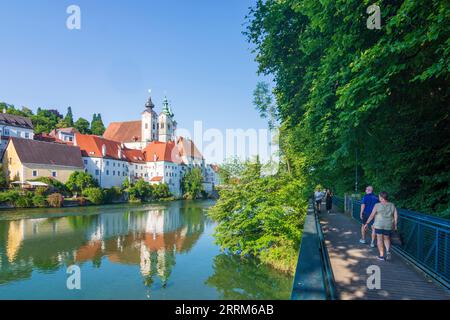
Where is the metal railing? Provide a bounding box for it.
[291,200,336,300]
[333,196,450,289]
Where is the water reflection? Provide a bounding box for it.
[0,201,207,288]
[206,254,292,300]
[0,200,293,299]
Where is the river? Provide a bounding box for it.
[0,200,293,299]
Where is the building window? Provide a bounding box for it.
[113,171,115,176]
[95,169,100,175]
[106,170,109,176]
[69,137,73,142]
[4,128,9,136]
[145,123,148,129]
[106,161,109,166]
[84,159,88,165]
[32,170,38,177]
[9,157,12,165]
[52,171,57,178]
[25,132,30,139]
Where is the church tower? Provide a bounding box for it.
[142,94,158,145]
[158,97,176,142]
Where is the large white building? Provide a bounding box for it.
[85,95,217,196]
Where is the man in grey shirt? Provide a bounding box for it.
[314,188,325,212]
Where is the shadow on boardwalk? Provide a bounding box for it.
[319,205,449,300]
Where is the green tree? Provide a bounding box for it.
[82,187,104,205]
[218,157,245,184]
[128,179,152,201]
[31,109,62,134]
[74,117,91,134]
[91,113,105,136]
[245,0,450,217]
[0,165,8,189]
[209,158,305,274]
[64,106,74,127]
[153,183,171,199]
[66,171,98,195]
[182,167,203,199]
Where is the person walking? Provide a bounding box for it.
[325,189,333,213]
[359,186,379,247]
[314,188,324,213]
[364,191,398,261]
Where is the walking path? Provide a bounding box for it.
[319,205,450,300]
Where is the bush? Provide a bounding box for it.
[82,187,104,205]
[14,191,34,208]
[32,194,47,207]
[47,193,64,208]
[66,171,98,195]
[128,179,152,201]
[0,165,8,189]
[34,186,48,196]
[33,177,70,196]
[153,183,171,199]
[0,189,21,205]
[103,186,123,203]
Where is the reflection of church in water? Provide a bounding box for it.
[0,203,205,287]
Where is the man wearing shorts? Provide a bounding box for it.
[314,188,324,213]
[359,186,378,246]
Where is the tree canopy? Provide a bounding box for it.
[245,0,449,217]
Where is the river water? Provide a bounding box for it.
[0,200,293,299]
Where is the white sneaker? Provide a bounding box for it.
[359,239,366,244]
[370,242,376,248]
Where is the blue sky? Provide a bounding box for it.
[0,0,271,142]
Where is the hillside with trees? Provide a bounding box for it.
[0,102,105,136]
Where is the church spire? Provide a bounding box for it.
[145,95,155,109]
[162,96,174,118]
[162,97,173,118]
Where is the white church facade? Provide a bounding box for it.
[73,95,219,196]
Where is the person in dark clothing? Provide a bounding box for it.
[325,189,333,213]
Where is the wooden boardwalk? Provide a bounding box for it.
[319,205,450,300]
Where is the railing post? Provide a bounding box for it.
[435,229,439,274]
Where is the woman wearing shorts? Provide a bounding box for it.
[364,191,398,261]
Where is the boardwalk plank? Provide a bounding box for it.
[319,206,449,300]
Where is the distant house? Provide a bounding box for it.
[2,137,84,184]
[0,113,34,157]
[49,127,79,143]
[206,164,221,186]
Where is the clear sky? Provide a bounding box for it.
[0,0,274,162]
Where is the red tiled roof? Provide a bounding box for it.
[103,121,142,143]
[123,148,145,163]
[75,133,145,162]
[142,141,182,163]
[177,137,203,159]
[150,176,163,182]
